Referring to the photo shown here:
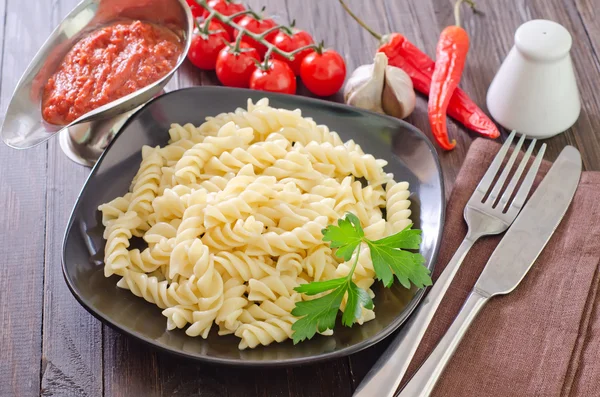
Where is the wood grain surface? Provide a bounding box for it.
[0,0,598,396]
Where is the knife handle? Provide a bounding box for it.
[353,237,476,397]
[398,289,489,397]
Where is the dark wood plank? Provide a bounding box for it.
[41,138,102,397]
[0,0,54,395]
[38,4,104,396]
[569,0,600,171]
[575,0,600,66]
[0,0,6,78]
[0,144,46,397]
[36,1,105,395]
[103,334,163,397]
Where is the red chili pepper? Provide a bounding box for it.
[427,0,476,150]
[427,25,469,150]
[339,0,499,146]
[378,34,498,141]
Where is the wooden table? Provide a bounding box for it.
[1,0,598,396]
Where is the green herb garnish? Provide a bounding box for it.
[291,213,432,344]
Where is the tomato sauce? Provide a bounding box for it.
[42,20,182,125]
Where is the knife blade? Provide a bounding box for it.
[399,145,582,397]
[475,145,581,297]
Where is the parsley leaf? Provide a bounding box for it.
[322,213,364,261]
[294,278,346,296]
[291,280,346,344]
[370,225,421,250]
[368,242,431,289]
[291,212,432,344]
[292,274,374,343]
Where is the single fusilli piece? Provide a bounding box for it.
[385,181,412,233]
[213,251,276,282]
[202,216,264,251]
[247,216,328,256]
[128,146,163,230]
[215,277,248,335]
[235,316,296,350]
[103,211,142,277]
[202,139,289,176]
[297,141,388,182]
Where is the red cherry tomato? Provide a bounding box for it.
[300,49,346,97]
[250,59,296,94]
[235,15,278,57]
[204,0,245,20]
[215,42,260,88]
[203,0,246,37]
[187,21,231,70]
[272,30,314,76]
[185,0,205,18]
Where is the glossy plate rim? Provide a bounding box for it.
[61,86,446,366]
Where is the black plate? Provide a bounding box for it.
[62,86,445,366]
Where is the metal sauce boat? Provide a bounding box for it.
[0,0,193,166]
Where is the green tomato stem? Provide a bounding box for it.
[232,25,244,52]
[196,0,320,61]
[286,44,314,60]
[262,47,274,70]
[202,13,215,34]
[310,40,324,56]
[228,9,254,20]
[259,24,290,39]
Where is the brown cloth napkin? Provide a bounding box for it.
[401,139,600,396]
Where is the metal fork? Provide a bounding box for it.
[354,131,546,397]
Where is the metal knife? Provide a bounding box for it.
[398,145,582,397]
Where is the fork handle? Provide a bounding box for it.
[398,290,489,397]
[353,237,476,397]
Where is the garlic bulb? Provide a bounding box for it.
[344,53,416,119]
[344,54,386,113]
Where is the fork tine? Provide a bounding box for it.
[485,133,526,205]
[474,130,517,199]
[498,138,537,210]
[505,143,547,215]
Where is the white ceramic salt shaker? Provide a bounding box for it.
[486,19,580,139]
